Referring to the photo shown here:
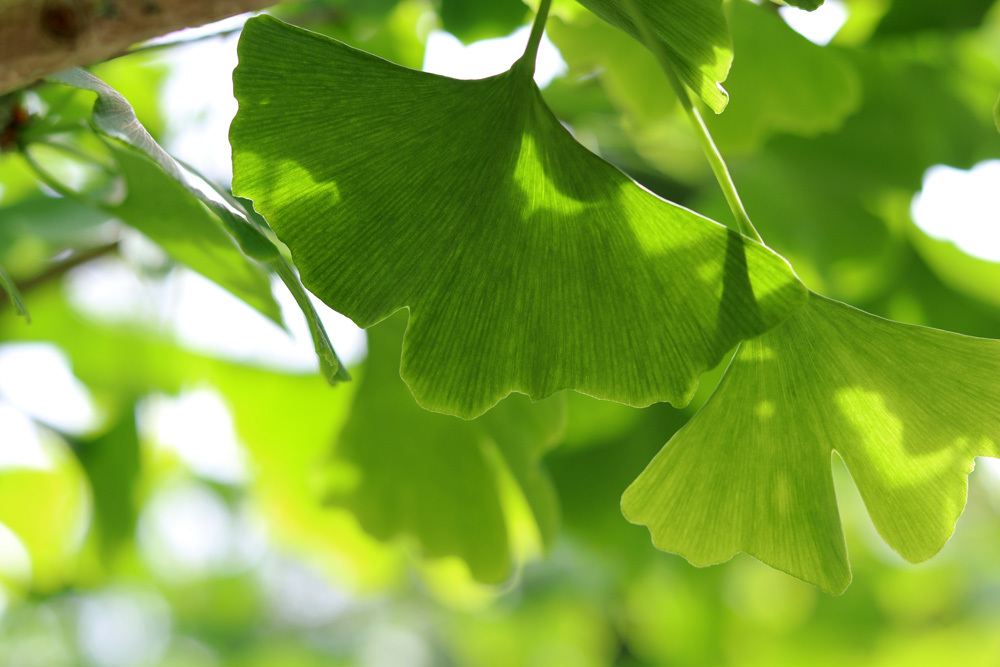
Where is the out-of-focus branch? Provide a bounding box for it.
[0,0,273,94]
[11,241,119,297]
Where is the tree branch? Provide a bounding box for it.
[0,0,274,95]
[10,241,120,300]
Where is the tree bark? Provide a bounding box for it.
[0,0,273,94]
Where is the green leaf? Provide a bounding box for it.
[326,312,565,582]
[440,0,528,42]
[622,292,1000,594]
[46,69,349,384]
[231,15,805,419]
[706,0,860,154]
[104,139,284,324]
[994,92,999,133]
[874,0,995,37]
[574,0,732,113]
[0,264,28,321]
[72,403,140,562]
[0,437,90,592]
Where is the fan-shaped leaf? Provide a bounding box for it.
[231,15,805,419]
[623,292,1000,594]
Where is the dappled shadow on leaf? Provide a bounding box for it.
[623,292,1000,593]
[230,15,804,419]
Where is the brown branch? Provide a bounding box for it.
[8,241,120,300]
[0,0,274,95]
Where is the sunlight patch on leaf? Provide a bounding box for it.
[231,15,805,418]
[623,293,1000,594]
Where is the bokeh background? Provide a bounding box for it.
[2,0,1000,665]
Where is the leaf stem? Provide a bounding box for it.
[621,0,762,242]
[519,0,553,76]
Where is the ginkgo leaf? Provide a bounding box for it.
[326,312,565,582]
[622,292,1000,594]
[231,15,805,419]
[575,0,732,113]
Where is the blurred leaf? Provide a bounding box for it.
[699,48,1000,301]
[440,0,527,42]
[909,227,1000,310]
[0,196,109,255]
[0,264,28,320]
[0,289,397,587]
[327,313,565,582]
[623,292,1000,594]
[545,12,707,181]
[231,15,805,419]
[707,0,860,154]
[874,0,996,37]
[274,0,430,68]
[72,403,140,561]
[104,139,283,324]
[575,0,732,112]
[45,68,349,384]
[0,437,90,592]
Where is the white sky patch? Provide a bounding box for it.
[138,482,241,582]
[912,161,1000,262]
[0,403,54,471]
[780,0,848,46]
[0,344,100,435]
[66,255,165,322]
[166,269,367,372]
[75,588,172,667]
[0,523,32,586]
[423,27,567,86]
[140,388,247,484]
[259,555,352,628]
[158,23,243,182]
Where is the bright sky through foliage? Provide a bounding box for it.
[779,0,848,45]
[912,161,1000,262]
[422,27,567,85]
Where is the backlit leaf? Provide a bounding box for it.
[46,69,349,384]
[105,139,284,324]
[575,0,732,113]
[623,292,1000,594]
[706,0,860,154]
[231,15,805,419]
[326,312,565,582]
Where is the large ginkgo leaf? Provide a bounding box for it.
[575,0,732,112]
[623,292,1000,594]
[231,15,805,419]
[327,312,565,583]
